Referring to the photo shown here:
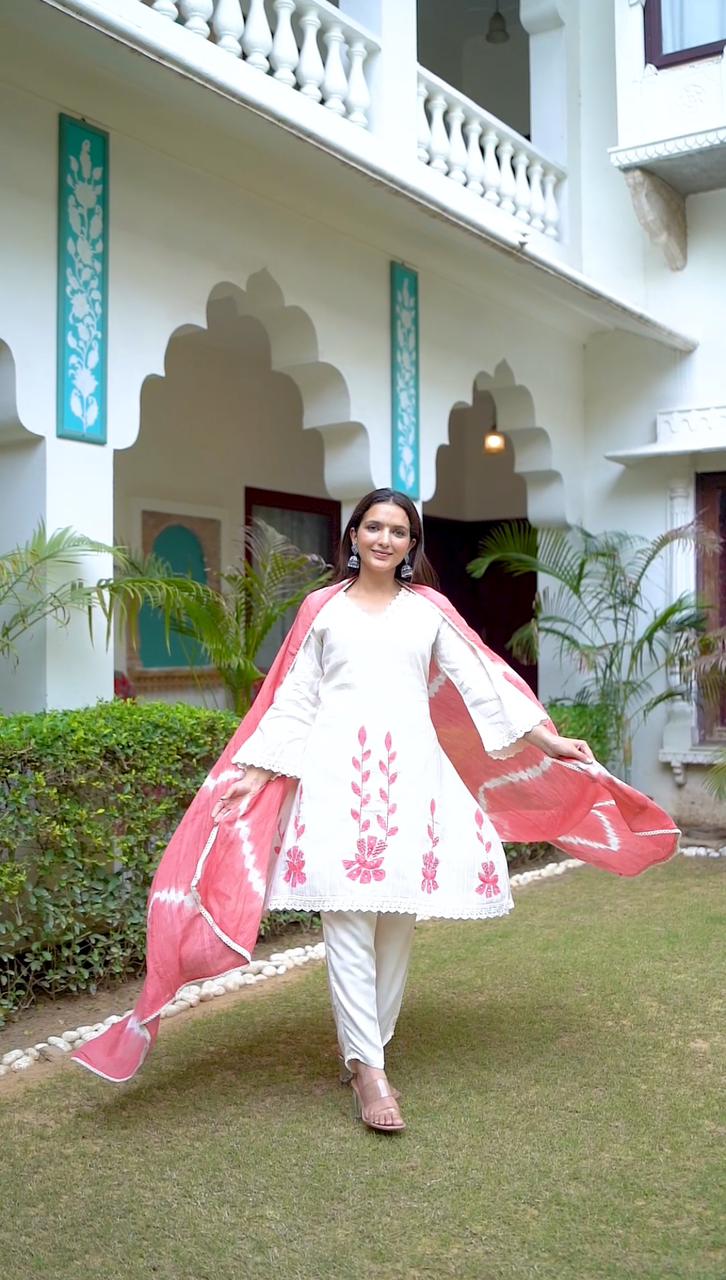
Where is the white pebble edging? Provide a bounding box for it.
[2,849,718,1079]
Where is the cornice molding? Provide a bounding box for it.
[610,126,726,169]
[606,404,726,465]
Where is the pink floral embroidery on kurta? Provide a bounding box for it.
[474,809,500,897]
[343,727,398,884]
[421,798,440,893]
[284,794,307,889]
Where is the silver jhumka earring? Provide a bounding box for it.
[400,554,413,581]
[347,542,360,571]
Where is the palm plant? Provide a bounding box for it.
[467,521,716,781]
[0,523,108,664]
[142,520,331,716]
[1,520,330,718]
[0,524,211,672]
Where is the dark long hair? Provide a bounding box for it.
[332,489,439,588]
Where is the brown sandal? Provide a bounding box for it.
[350,1074,406,1133]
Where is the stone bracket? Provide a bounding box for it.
[623,168,687,270]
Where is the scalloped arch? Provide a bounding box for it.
[438,359,568,527]
[130,270,373,502]
[0,339,36,446]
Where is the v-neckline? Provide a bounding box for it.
[342,584,409,619]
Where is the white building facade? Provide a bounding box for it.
[2,0,726,828]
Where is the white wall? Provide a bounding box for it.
[425,397,528,522]
[114,308,330,567]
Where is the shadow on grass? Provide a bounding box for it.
[76,985,595,1133]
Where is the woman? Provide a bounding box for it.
[211,489,595,1133]
[73,490,679,1110]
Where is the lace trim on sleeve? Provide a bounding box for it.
[231,748,300,780]
[486,707,549,759]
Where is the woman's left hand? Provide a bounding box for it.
[526,724,595,764]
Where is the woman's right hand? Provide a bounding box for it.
[211,766,274,824]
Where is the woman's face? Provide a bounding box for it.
[352,502,416,577]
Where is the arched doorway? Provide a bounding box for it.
[114,272,372,703]
[424,381,538,689]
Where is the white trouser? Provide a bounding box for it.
[322,910,416,1069]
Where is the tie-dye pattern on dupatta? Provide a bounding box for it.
[72,582,678,1083]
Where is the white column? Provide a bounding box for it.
[661,477,696,756]
[339,0,419,156]
[520,1,568,167]
[43,438,115,711]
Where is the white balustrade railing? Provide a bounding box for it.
[143,0,379,129]
[417,68,566,240]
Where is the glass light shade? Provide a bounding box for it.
[483,429,506,454]
[486,7,509,45]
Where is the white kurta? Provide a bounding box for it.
[233,587,547,921]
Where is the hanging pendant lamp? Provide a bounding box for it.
[483,427,506,454]
[486,1,510,45]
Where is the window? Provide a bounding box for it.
[132,510,221,684]
[139,524,210,670]
[245,487,340,668]
[696,473,726,741]
[645,0,726,68]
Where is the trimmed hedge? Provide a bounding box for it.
[0,697,612,1023]
[546,699,615,767]
[0,702,239,1023]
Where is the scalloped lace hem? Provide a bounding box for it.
[266,895,514,921]
[486,710,549,759]
[230,750,301,780]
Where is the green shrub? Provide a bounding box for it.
[546,699,614,767]
[0,701,239,1023]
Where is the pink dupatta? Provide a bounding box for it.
[72,582,679,1082]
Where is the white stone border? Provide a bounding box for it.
[2,851,721,1078]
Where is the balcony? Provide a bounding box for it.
[49,0,567,254]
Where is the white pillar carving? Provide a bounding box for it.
[464,119,484,195]
[212,0,244,56]
[297,8,325,101]
[529,160,545,231]
[446,105,468,185]
[242,0,273,72]
[542,169,560,238]
[322,24,349,116]
[180,0,214,38]
[345,39,371,127]
[513,148,532,222]
[428,93,450,174]
[340,0,418,149]
[497,140,516,213]
[151,0,179,19]
[481,128,501,204]
[271,0,299,86]
[417,79,431,163]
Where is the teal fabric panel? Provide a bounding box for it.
[390,261,420,498]
[57,114,109,444]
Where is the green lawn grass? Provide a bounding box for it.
[2,858,724,1280]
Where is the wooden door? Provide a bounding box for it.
[423,515,538,693]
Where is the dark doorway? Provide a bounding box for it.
[424,515,537,693]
